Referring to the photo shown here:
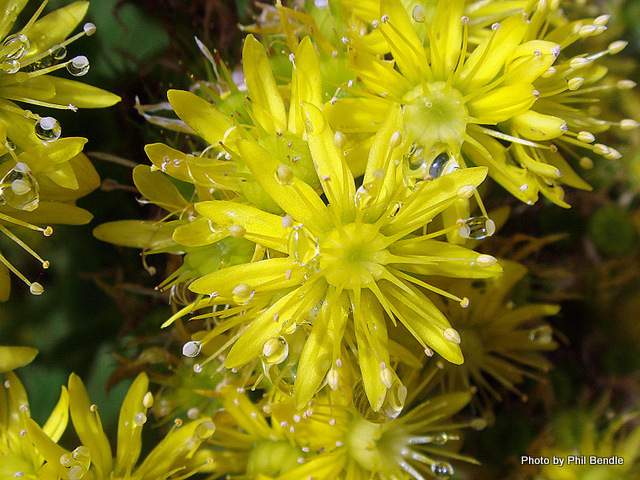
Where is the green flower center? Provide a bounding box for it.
[246,440,301,476]
[402,82,468,154]
[345,415,408,475]
[319,223,388,288]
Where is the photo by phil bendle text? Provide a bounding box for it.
[521,455,625,466]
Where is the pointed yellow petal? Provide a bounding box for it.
[93,220,176,250]
[237,139,331,235]
[301,102,355,220]
[166,90,235,145]
[47,77,120,108]
[0,346,37,372]
[4,201,93,225]
[25,419,70,480]
[133,165,188,212]
[348,47,412,99]
[431,0,465,75]
[114,373,148,476]
[172,216,227,247]
[195,200,288,252]
[68,373,113,478]
[243,35,287,132]
[42,386,69,443]
[467,83,537,123]
[189,257,300,296]
[288,36,322,136]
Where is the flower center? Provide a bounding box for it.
[319,223,387,288]
[402,82,468,155]
[345,415,408,476]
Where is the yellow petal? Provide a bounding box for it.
[288,36,322,136]
[459,12,528,91]
[544,149,592,190]
[167,90,235,145]
[114,373,148,476]
[225,283,324,369]
[467,83,537,123]
[42,386,69,443]
[379,0,429,84]
[25,419,70,480]
[348,47,412,99]
[1,76,55,103]
[243,35,287,132]
[504,40,561,84]
[189,257,300,296]
[430,0,465,76]
[195,200,287,252]
[172,216,228,247]
[93,220,176,250]
[21,1,88,60]
[0,346,37,372]
[68,373,113,478]
[3,201,93,225]
[237,139,331,235]
[132,165,188,212]
[46,76,120,108]
[511,110,567,141]
[324,97,390,133]
[301,102,355,220]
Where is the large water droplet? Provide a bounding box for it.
[52,45,67,60]
[275,164,294,185]
[459,216,496,240]
[0,164,39,211]
[232,283,255,305]
[431,461,454,479]
[1,59,19,73]
[66,55,89,76]
[35,117,62,141]
[352,379,407,424]
[182,340,201,357]
[429,152,459,178]
[193,420,215,440]
[262,336,289,365]
[3,33,30,60]
[134,412,147,426]
[262,361,296,395]
[288,226,319,265]
[529,325,553,344]
[355,170,384,209]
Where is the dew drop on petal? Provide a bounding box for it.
[288,226,319,265]
[431,461,455,479]
[443,328,461,344]
[134,412,147,426]
[35,116,62,141]
[412,4,426,22]
[232,283,254,305]
[182,340,201,357]
[52,45,67,60]
[262,336,289,365]
[429,152,459,178]
[1,59,19,73]
[66,55,89,76]
[529,325,553,344]
[3,33,30,60]
[193,420,215,440]
[459,216,496,240]
[275,164,294,185]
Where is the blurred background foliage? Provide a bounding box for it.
[2,0,640,477]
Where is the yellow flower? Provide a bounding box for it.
[26,372,214,480]
[427,261,559,417]
[0,0,119,299]
[328,0,635,207]
[165,99,501,411]
[1,347,69,480]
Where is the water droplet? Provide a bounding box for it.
[143,392,154,408]
[182,340,201,357]
[431,461,454,479]
[412,4,426,22]
[232,283,254,305]
[52,45,67,60]
[529,325,553,344]
[355,171,384,209]
[35,116,62,141]
[459,216,496,240]
[1,59,19,73]
[262,336,289,365]
[1,165,39,211]
[3,33,30,60]
[304,120,314,133]
[66,55,89,76]
[352,379,407,424]
[262,361,296,395]
[193,420,215,440]
[429,152,459,178]
[275,164,294,185]
[134,412,147,426]
[431,432,450,445]
[288,226,319,265]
